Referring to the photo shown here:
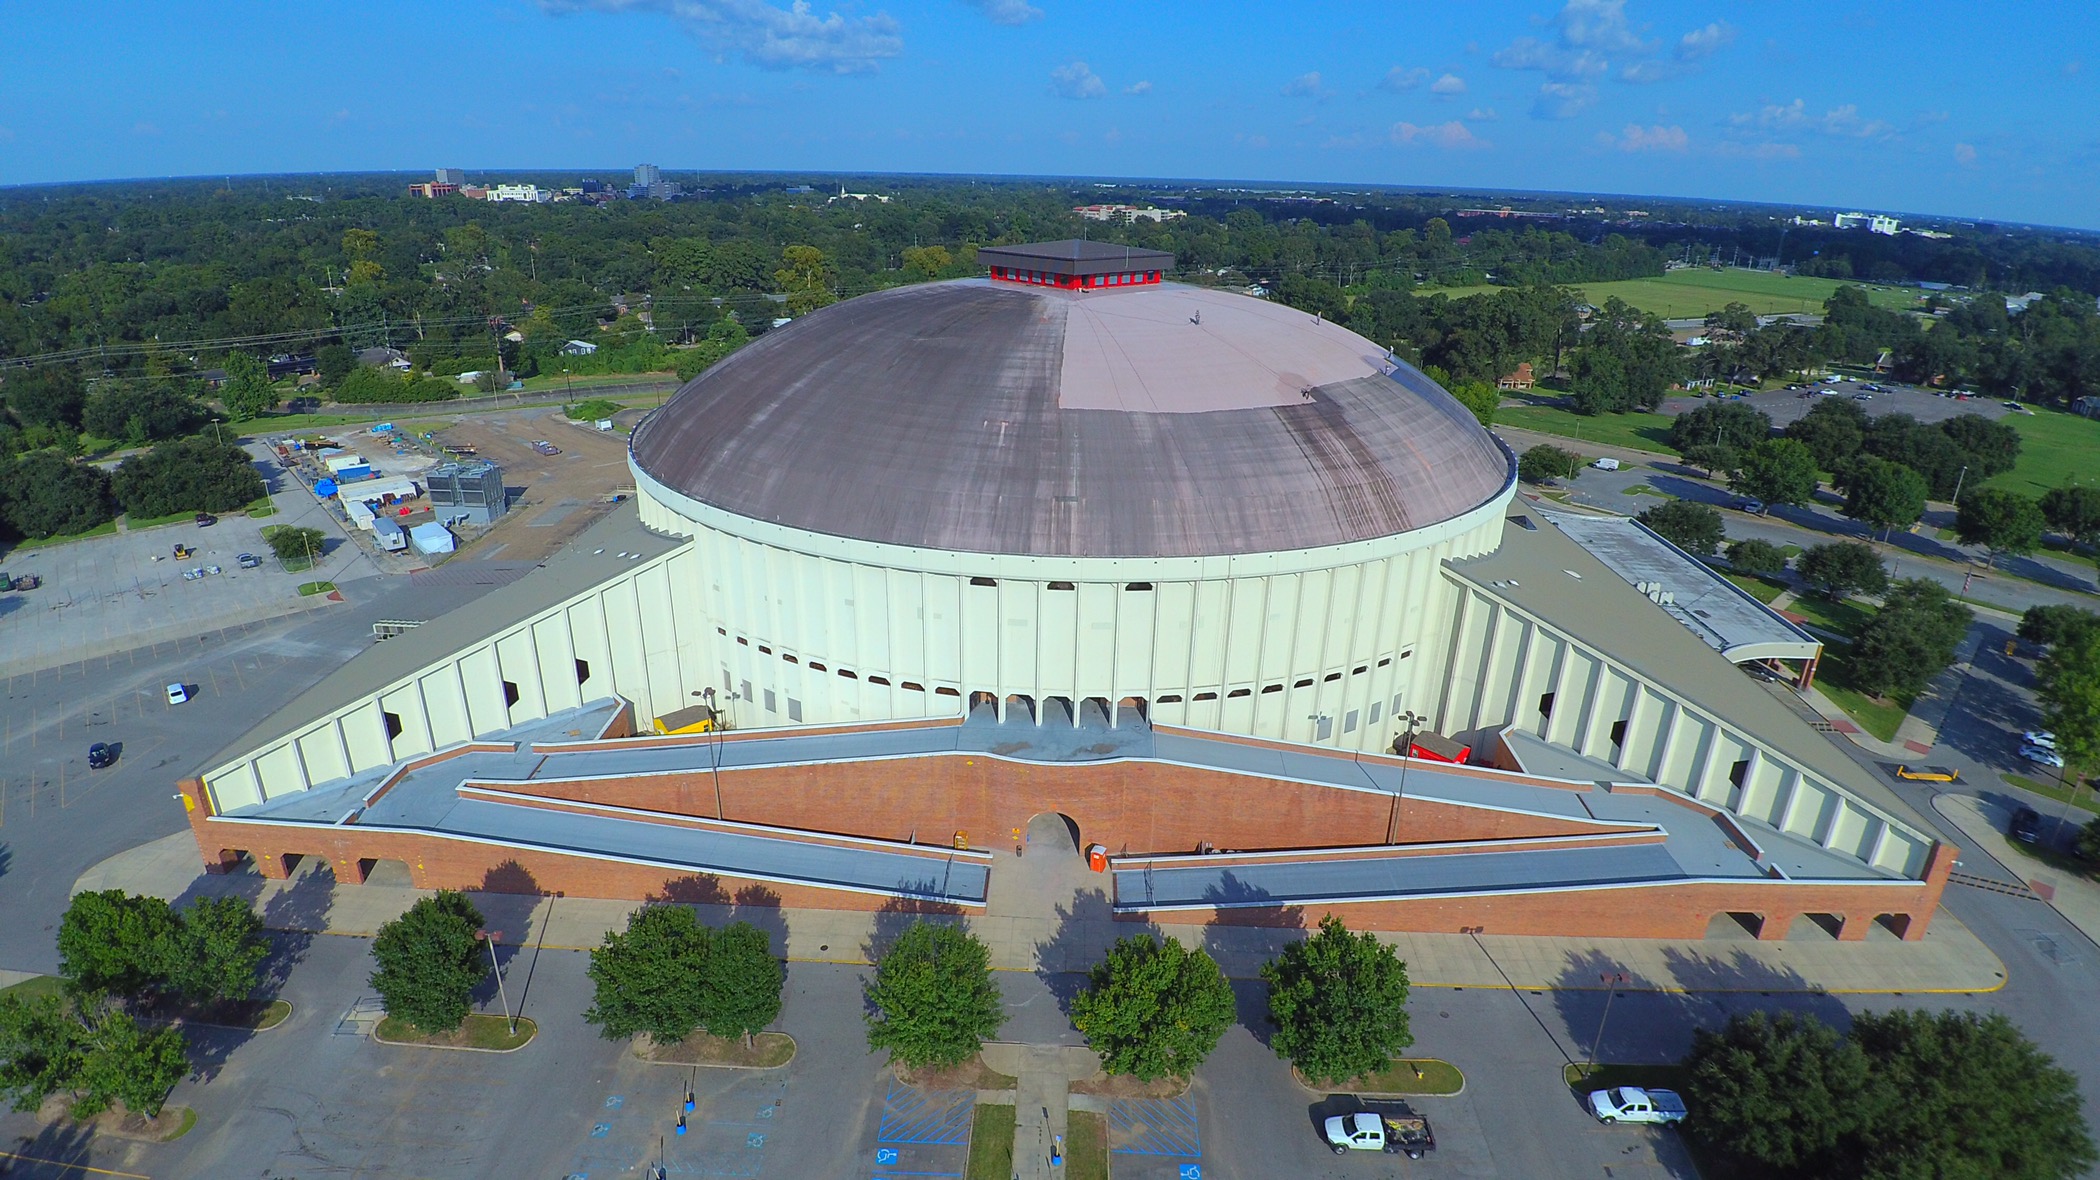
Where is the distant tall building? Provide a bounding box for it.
[435,167,466,186]
[634,164,661,188]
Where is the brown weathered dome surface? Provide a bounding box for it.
[629,279,1513,558]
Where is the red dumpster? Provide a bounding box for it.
[1086,844,1108,873]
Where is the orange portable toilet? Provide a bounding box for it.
[1086,844,1108,873]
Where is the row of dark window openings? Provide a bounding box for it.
[382,660,596,741]
[971,578,1154,591]
[1147,652,1410,703]
[723,627,961,696]
[1538,692,1751,788]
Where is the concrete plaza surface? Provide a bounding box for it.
[80,830,2008,997]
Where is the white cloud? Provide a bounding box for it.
[1731,98,1896,140]
[1600,123,1687,152]
[1954,142,1978,168]
[1390,120,1491,150]
[1124,80,1151,95]
[1554,0,1651,54]
[1282,71,1329,98]
[536,0,902,73]
[1380,66,1430,92]
[1675,21,1735,61]
[959,0,1040,24]
[1531,82,1597,119]
[1050,60,1106,99]
[1493,37,1608,81]
[1430,73,1467,96]
[1467,107,1499,121]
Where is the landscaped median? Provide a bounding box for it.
[1297,1057,1465,1097]
[633,1030,795,1068]
[375,1013,536,1052]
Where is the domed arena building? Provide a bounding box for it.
[182,242,1955,943]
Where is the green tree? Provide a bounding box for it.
[1797,541,1888,600]
[1680,442,1741,480]
[1783,397,1869,470]
[1938,413,2022,477]
[111,437,265,519]
[1568,298,1681,415]
[1445,380,1500,427]
[699,922,784,1045]
[57,891,180,1000]
[1261,915,1413,1085]
[586,904,710,1043]
[1668,400,1771,455]
[863,923,1004,1070]
[1837,455,1928,537]
[2040,485,2100,546]
[0,995,86,1114]
[0,451,115,539]
[1070,936,1236,1082]
[2020,605,2100,648]
[1955,488,2046,567]
[2036,626,2100,780]
[1846,579,1973,698]
[368,891,487,1033]
[1731,437,1820,507]
[2076,816,2100,863]
[1725,538,1787,577]
[168,897,270,1006]
[316,344,355,388]
[1847,1009,2093,1180]
[261,525,326,566]
[70,1010,188,1119]
[1682,1011,1870,1173]
[218,352,278,420]
[776,245,836,316]
[1517,444,1583,484]
[81,381,206,444]
[900,244,954,281]
[1637,500,1725,556]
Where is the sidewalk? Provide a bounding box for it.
[74,833,2008,996]
[1934,793,2100,952]
[1788,613,1989,761]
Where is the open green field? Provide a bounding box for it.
[1420,269,1924,319]
[1497,404,1677,452]
[1984,410,2100,498]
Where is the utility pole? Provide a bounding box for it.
[1386,710,1426,844]
[475,929,516,1035]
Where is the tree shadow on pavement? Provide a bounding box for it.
[857,886,969,1022]
[1550,949,1686,1079]
[6,1119,99,1179]
[645,873,792,956]
[255,857,336,1001]
[1034,887,1159,1016]
[1199,873,1305,1048]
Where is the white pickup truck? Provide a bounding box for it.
[1322,1100,1436,1158]
[1586,1086,1688,1125]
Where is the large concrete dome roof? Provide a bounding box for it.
[629,279,1514,558]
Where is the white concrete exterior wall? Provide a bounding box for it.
[1436,577,1935,877]
[632,465,1514,752]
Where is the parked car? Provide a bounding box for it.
[2021,744,2065,768]
[2025,730,2057,749]
[87,742,116,770]
[195,512,217,526]
[1852,392,1873,401]
[165,683,190,706]
[1587,1086,1688,1125]
[2009,806,2042,843]
[1737,498,1765,515]
[236,552,262,569]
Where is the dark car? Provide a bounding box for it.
[2009,806,2043,843]
[87,742,116,769]
[195,512,217,526]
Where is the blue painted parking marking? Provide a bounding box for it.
[875,1147,900,1165]
[605,1095,624,1109]
[589,1123,611,1138]
[1179,1166,1204,1180]
[875,1084,976,1146]
[1109,1097,1202,1157]
[746,1132,766,1148]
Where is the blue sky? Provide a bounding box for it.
[2,0,2095,228]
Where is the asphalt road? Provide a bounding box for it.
[0,574,507,976]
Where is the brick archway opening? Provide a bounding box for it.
[1706,911,1765,940]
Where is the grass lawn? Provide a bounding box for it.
[124,510,199,530]
[1725,574,1788,603]
[965,1103,1016,1180]
[1783,593,1877,637]
[1985,410,2100,498]
[1999,829,2099,880]
[1497,403,1678,453]
[636,1031,795,1068]
[520,370,674,393]
[1420,269,1922,319]
[6,519,120,551]
[242,495,276,518]
[296,581,337,596]
[1621,483,1675,500]
[1315,1057,1466,1096]
[0,975,63,1002]
[1066,1110,1108,1180]
[375,1013,536,1051]
[1816,649,1912,742]
[2004,773,2100,817]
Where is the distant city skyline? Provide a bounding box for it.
[1,1,2094,230]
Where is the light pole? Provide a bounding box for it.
[1950,463,1969,507]
[476,929,516,1035]
[1387,710,1427,844]
[1586,971,1629,1075]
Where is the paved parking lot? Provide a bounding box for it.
[1108,1096,1204,1179]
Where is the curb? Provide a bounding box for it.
[1291,1060,1466,1098]
[630,1032,797,1070]
[373,1016,537,1053]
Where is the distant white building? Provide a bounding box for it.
[487,184,550,203]
[828,185,892,204]
[1074,204,1187,223]
[561,340,599,356]
[634,164,661,188]
[1833,212,1900,234]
